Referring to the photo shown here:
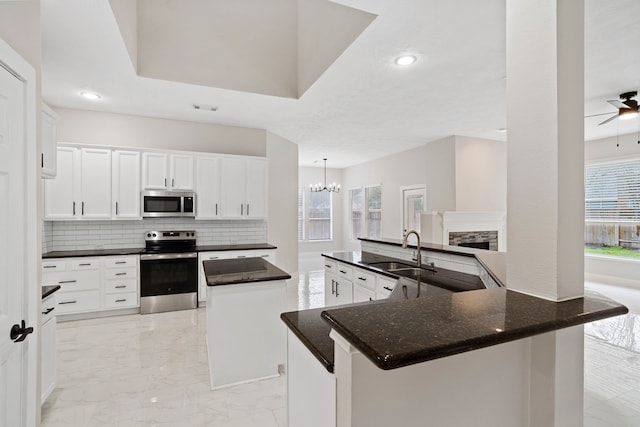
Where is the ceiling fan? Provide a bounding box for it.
[587,91,639,125]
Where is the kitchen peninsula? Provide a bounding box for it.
[282,238,628,427]
[203,257,291,389]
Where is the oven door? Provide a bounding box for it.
[140,253,198,297]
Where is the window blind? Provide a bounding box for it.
[585,159,640,221]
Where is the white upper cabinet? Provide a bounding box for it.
[112,150,141,219]
[170,154,194,190]
[245,158,267,218]
[195,155,221,219]
[220,157,267,219]
[142,152,194,190]
[79,148,112,219]
[41,104,58,179]
[44,146,79,219]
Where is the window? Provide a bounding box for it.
[350,185,382,239]
[298,190,305,241]
[299,188,333,242]
[584,158,640,259]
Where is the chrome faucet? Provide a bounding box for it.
[402,230,421,297]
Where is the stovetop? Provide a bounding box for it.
[143,230,197,253]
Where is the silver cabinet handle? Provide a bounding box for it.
[331,279,335,295]
[115,285,127,289]
[115,299,126,303]
[241,204,243,215]
[59,300,77,305]
[73,201,76,215]
[58,280,76,284]
[115,261,126,265]
[115,272,127,276]
[43,265,57,269]
[172,178,175,187]
[208,256,219,260]
[215,203,218,215]
[79,263,91,266]
[164,178,167,187]
[335,280,340,297]
[115,201,119,215]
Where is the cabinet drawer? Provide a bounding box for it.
[201,252,235,261]
[353,269,376,291]
[104,293,138,309]
[70,259,100,270]
[103,257,137,269]
[336,263,353,280]
[104,267,137,280]
[104,278,138,294]
[42,259,67,272]
[376,276,397,299]
[323,259,337,272]
[56,290,100,314]
[44,270,100,291]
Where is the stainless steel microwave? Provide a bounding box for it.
[142,191,196,218]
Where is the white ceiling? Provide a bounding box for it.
[41,0,640,168]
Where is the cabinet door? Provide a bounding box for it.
[40,317,56,403]
[80,148,112,219]
[353,284,375,303]
[324,271,338,307]
[334,277,353,306]
[198,251,235,303]
[44,147,79,219]
[141,152,168,189]
[112,150,141,219]
[170,154,194,190]
[220,157,247,218]
[41,104,58,179]
[245,158,267,218]
[195,156,221,218]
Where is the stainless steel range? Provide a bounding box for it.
[140,230,198,314]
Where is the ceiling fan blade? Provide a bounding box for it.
[585,112,617,118]
[598,114,618,125]
[607,99,631,109]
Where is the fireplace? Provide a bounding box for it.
[449,230,498,251]
[441,212,506,252]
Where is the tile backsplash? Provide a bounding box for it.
[42,219,267,252]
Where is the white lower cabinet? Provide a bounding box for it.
[41,292,57,404]
[197,249,277,304]
[42,255,139,317]
[323,258,400,306]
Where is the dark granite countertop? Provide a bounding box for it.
[43,248,145,258]
[321,288,628,370]
[42,285,61,299]
[204,257,290,286]
[42,243,277,259]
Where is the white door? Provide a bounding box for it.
[112,150,141,219]
[401,186,426,242]
[0,59,31,427]
[141,152,168,189]
[80,148,112,219]
[44,147,78,219]
[245,158,267,218]
[195,155,221,218]
[220,157,247,218]
[170,154,194,190]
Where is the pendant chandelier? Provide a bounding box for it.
[310,158,340,193]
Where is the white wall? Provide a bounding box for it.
[54,107,266,156]
[455,136,507,211]
[340,137,456,251]
[298,165,344,254]
[267,131,299,274]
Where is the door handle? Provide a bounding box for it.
[73,201,76,215]
[10,320,34,343]
[82,201,85,215]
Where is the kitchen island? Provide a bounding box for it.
[281,239,628,427]
[203,257,290,389]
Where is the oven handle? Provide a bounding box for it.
[140,252,197,261]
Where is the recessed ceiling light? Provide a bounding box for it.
[394,55,417,66]
[80,91,101,101]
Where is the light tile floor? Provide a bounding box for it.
[41,257,640,426]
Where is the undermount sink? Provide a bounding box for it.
[388,267,435,280]
[367,261,416,270]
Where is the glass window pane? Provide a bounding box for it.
[308,191,332,241]
[366,186,382,238]
[351,188,363,239]
[298,189,305,241]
